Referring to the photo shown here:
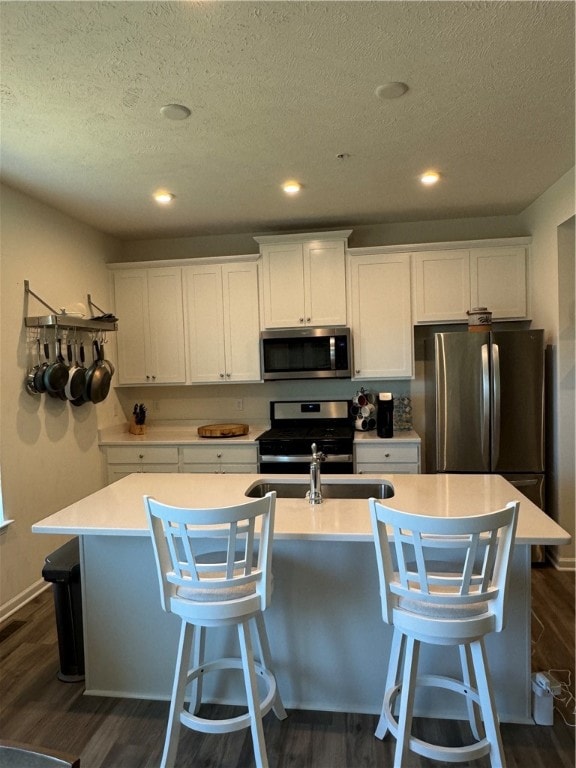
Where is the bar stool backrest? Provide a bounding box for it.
[144,492,276,620]
[369,501,519,634]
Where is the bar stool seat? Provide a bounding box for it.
[369,499,519,768]
[145,491,286,768]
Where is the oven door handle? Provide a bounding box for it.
[259,454,353,463]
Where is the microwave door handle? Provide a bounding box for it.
[330,336,336,370]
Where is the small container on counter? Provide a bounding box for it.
[377,393,394,438]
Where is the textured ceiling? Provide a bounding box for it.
[1,1,574,240]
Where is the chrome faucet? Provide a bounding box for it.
[308,443,325,504]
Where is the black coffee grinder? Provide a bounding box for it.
[377,393,394,438]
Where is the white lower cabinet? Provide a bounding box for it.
[354,441,421,474]
[347,252,413,379]
[104,446,180,484]
[181,444,258,474]
[104,443,258,483]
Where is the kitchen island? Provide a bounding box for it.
[32,473,569,723]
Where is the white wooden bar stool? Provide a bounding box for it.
[369,499,519,768]
[144,491,286,768]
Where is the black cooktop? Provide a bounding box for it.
[257,423,353,441]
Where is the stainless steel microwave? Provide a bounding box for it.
[260,327,352,380]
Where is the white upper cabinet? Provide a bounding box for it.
[256,230,351,328]
[348,251,413,379]
[113,267,186,385]
[412,250,471,322]
[184,261,261,383]
[470,246,527,319]
[412,241,528,323]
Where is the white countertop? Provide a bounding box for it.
[98,423,420,446]
[32,472,569,545]
[99,423,270,445]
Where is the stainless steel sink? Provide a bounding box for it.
[245,480,394,500]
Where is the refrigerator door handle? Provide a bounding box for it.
[481,343,490,467]
[492,343,501,468]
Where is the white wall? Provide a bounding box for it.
[519,168,575,568]
[0,183,123,618]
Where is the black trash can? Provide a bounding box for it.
[42,537,85,682]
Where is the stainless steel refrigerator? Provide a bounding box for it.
[424,329,545,512]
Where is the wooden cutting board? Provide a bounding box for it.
[197,423,249,438]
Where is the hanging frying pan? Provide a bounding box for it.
[43,337,69,395]
[99,332,115,377]
[65,340,86,401]
[71,342,89,407]
[84,339,111,404]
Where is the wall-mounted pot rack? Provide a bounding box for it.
[24,281,118,332]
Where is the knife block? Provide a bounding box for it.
[128,417,147,435]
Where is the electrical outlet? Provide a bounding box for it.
[533,671,561,694]
[235,399,244,411]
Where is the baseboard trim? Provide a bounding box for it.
[548,552,576,571]
[0,580,50,623]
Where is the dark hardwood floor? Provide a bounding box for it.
[1,565,574,767]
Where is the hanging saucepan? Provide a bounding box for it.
[84,339,111,404]
[25,338,45,395]
[65,340,86,401]
[71,342,88,407]
[43,337,69,396]
[32,339,51,394]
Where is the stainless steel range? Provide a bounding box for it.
[256,400,354,474]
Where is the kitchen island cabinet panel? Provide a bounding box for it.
[33,473,569,720]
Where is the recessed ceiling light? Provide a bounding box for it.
[420,171,440,186]
[160,104,191,121]
[375,82,409,100]
[282,181,301,195]
[154,191,175,204]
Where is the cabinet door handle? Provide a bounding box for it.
[299,317,304,323]
[226,372,231,378]
[216,452,222,458]
[355,369,361,375]
[139,454,144,460]
[219,372,225,378]
[306,317,311,323]
[384,453,390,458]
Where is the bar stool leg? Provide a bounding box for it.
[459,643,483,741]
[161,621,195,768]
[393,636,420,768]
[375,629,404,740]
[252,613,287,720]
[238,619,268,768]
[470,639,506,768]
